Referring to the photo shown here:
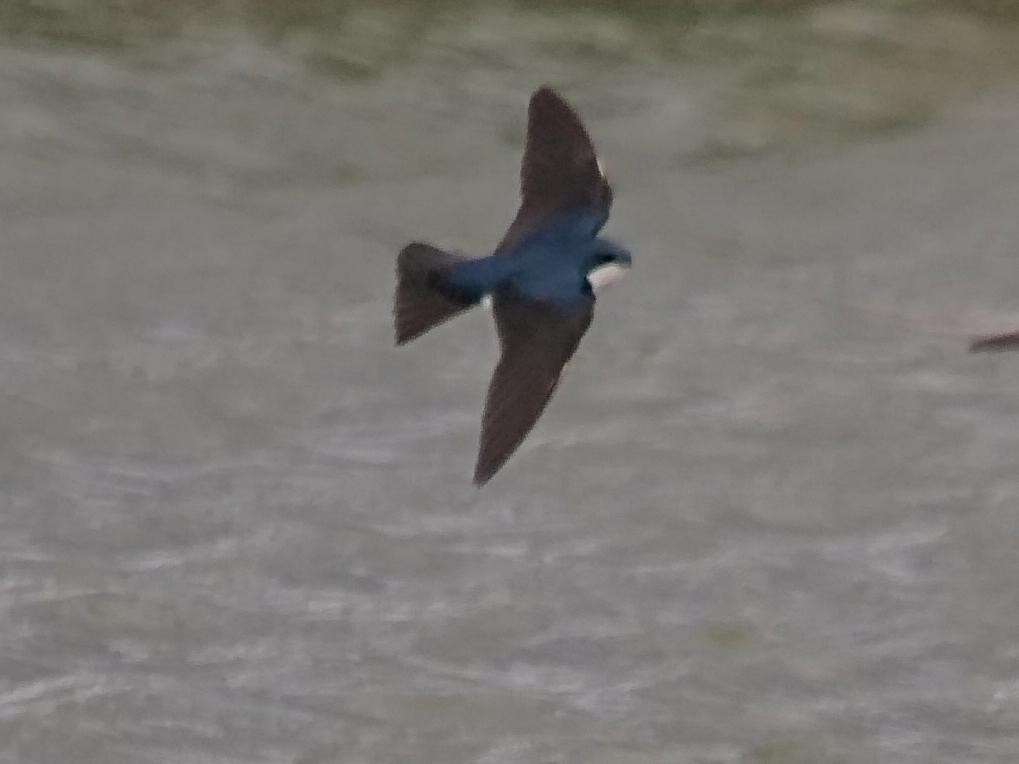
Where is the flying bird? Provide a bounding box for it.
[970,331,1019,353]
[394,86,632,485]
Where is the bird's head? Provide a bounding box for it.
[584,240,632,292]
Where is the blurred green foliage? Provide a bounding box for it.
[3,0,1018,50]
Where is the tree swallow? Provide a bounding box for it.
[394,86,632,485]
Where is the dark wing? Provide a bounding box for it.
[474,292,594,485]
[495,86,613,254]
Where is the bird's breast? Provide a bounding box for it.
[586,262,630,292]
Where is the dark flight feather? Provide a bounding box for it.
[474,293,594,485]
[496,86,613,255]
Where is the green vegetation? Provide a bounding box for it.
[3,0,1018,50]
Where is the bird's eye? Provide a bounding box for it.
[596,253,615,265]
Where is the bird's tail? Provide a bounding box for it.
[394,243,480,344]
[970,330,1019,353]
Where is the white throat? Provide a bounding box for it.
[587,262,629,292]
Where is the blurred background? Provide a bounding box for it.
[4,1,1019,762]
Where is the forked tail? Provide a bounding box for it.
[394,243,479,344]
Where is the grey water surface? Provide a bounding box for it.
[4,2,1019,762]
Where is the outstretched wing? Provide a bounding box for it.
[474,292,594,485]
[495,86,613,255]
